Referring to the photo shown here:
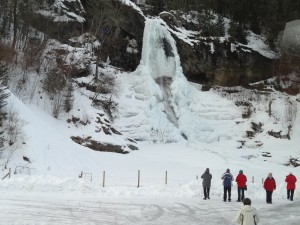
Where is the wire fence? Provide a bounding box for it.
[14,166,36,175]
[78,170,197,188]
[78,171,266,188]
[2,167,268,189]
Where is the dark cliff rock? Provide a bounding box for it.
[100,1,145,71]
[158,12,276,86]
[31,0,145,71]
[30,1,276,86]
[30,0,85,42]
[176,38,275,86]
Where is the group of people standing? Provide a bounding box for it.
[201,168,297,204]
[201,168,297,225]
[220,168,247,202]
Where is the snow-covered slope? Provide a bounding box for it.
[0,0,299,207]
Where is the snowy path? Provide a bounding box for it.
[0,195,299,225]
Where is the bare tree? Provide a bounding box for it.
[84,0,121,81]
[52,93,64,118]
[5,106,24,146]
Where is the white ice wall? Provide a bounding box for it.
[282,20,300,53]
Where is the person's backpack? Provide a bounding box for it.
[223,174,232,187]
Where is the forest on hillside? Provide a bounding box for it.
[0,0,299,52]
[148,0,300,44]
[1,0,300,40]
[0,0,299,97]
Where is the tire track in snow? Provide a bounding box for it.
[0,198,166,225]
[1,196,298,225]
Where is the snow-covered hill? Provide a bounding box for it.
[1,1,300,183]
[0,2,299,221]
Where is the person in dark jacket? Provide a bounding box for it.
[221,168,234,202]
[285,172,297,201]
[236,170,247,202]
[201,168,212,200]
[263,172,276,204]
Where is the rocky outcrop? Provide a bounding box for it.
[31,1,276,86]
[99,0,145,71]
[71,136,129,154]
[31,0,145,71]
[159,11,276,86]
[176,39,275,86]
[69,112,139,154]
[30,0,85,42]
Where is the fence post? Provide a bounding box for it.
[165,171,168,185]
[137,170,140,188]
[103,171,105,187]
[1,168,11,180]
[252,176,254,183]
[262,178,264,184]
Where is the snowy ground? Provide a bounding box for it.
[0,194,299,225]
[1,141,300,225]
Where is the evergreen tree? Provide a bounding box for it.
[228,21,247,44]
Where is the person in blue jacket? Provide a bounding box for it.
[221,168,234,202]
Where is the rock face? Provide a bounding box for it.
[31,0,145,71]
[100,1,145,71]
[30,0,85,42]
[158,12,276,86]
[31,1,276,86]
[69,113,139,154]
[176,39,275,86]
[71,136,130,154]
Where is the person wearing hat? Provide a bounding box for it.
[236,170,247,202]
[201,168,212,200]
[285,172,297,201]
[221,168,234,202]
[263,172,276,204]
[235,198,260,225]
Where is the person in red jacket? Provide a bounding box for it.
[263,173,276,204]
[285,172,297,201]
[236,170,247,202]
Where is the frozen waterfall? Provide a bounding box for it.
[114,18,241,143]
[140,19,184,80]
[138,19,187,131]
